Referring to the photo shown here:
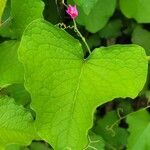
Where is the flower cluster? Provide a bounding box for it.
[66,5,78,19]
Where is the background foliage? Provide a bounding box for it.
[0,0,150,150]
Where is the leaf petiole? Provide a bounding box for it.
[73,19,91,54]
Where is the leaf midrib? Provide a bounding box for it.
[65,61,85,148]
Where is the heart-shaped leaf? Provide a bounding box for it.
[18,19,148,149]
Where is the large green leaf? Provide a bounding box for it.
[0,96,37,150]
[120,0,150,23]
[0,0,44,38]
[0,40,24,88]
[127,110,150,150]
[73,0,98,15]
[68,0,116,33]
[18,19,148,150]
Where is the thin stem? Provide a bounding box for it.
[73,20,91,54]
[107,105,150,132]
[61,1,91,54]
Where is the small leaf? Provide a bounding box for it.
[0,96,37,149]
[0,40,24,88]
[120,0,150,23]
[19,19,148,149]
[127,110,150,149]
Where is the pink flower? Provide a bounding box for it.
[66,5,78,19]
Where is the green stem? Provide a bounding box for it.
[107,105,150,133]
[73,20,91,54]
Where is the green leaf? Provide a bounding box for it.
[18,19,148,149]
[132,26,150,55]
[0,0,7,22]
[68,0,116,33]
[0,40,24,88]
[77,0,116,33]
[73,0,98,15]
[0,96,37,149]
[0,0,44,38]
[29,141,52,150]
[99,19,122,39]
[120,0,150,23]
[0,0,44,87]
[6,144,28,150]
[11,0,44,38]
[86,33,101,50]
[6,83,31,106]
[93,111,128,149]
[127,110,150,150]
[1,0,11,22]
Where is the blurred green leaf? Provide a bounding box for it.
[73,0,98,15]
[99,19,122,39]
[132,26,150,55]
[120,0,150,23]
[0,41,24,88]
[68,0,116,33]
[6,83,31,106]
[127,109,150,150]
[0,0,44,38]
[93,111,128,149]
[86,33,101,50]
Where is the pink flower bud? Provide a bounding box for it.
[66,5,78,19]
